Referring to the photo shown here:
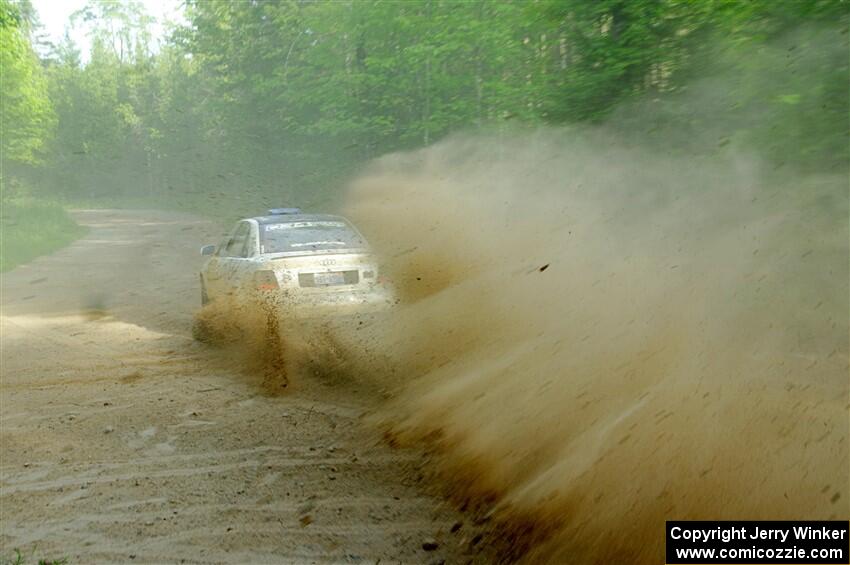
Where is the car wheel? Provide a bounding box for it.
[200,275,210,306]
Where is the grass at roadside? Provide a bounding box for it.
[2,548,68,565]
[0,198,87,272]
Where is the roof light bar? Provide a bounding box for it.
[267,208,302,215]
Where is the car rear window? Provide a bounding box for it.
[259,220,366,254]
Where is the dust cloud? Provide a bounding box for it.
[332,129,848,563]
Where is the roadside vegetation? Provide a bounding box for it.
[1,1,84,270]
[2,548,68,565]
[1,0,846,222]
[0,196,86,272]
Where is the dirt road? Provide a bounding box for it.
[0,210,491,564]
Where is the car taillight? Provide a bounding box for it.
[377,274,392,286]
[254,270,279,291]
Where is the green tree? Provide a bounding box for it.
[11,0,846,207]
[1,0,54,173]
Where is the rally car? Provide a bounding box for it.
[195,208,393,338]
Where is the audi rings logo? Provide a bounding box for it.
[319,258,337,266]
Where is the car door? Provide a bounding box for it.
[229,221,260,292]
[207,221,251,299]
[203,224,236,300]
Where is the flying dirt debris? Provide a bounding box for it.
[326,130,849,563]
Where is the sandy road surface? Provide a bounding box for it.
[1,210,492,564]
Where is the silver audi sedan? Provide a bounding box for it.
[196,208,394,334]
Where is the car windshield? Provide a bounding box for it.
[259,220,366,254]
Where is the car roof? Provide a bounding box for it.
[250,213,351,226]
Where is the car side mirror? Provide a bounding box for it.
[200,244,216,256]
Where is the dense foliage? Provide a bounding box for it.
[1,0,53,174]
[2,0,848,213]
